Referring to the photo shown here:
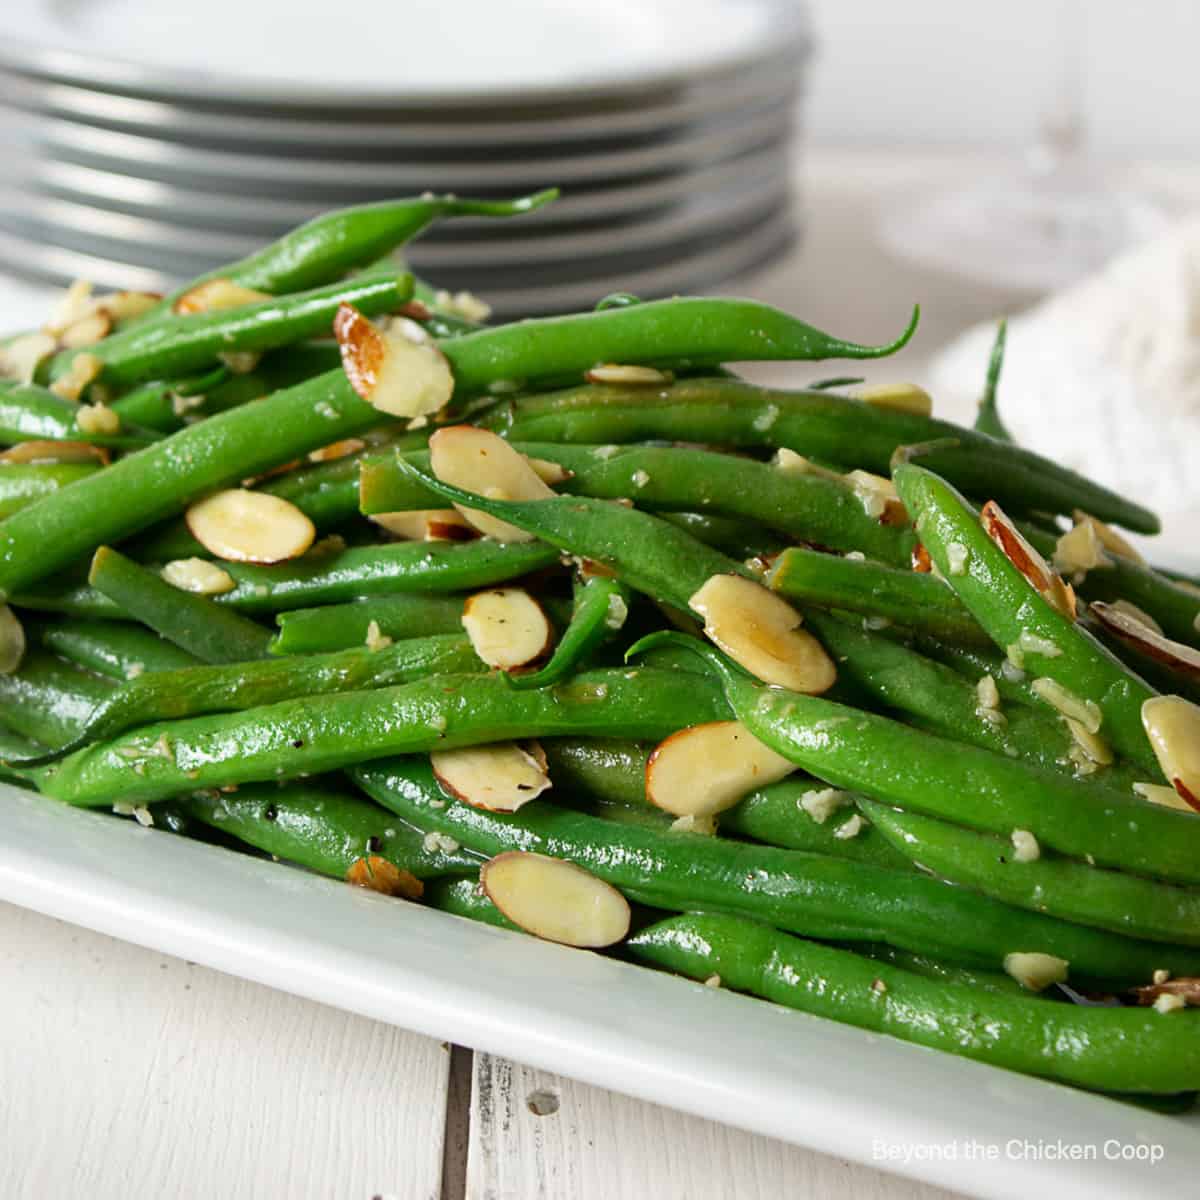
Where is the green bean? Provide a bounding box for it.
[360,443,917,567]
[893,464,1160,775]
[437,301,919,398]
[909,635,1039,707]
[109,367,228,433]
[89,546,272,664]
[657,512,786,561]
[806,610,1142,789]
[479,378,1157,532]
[393,464,741,611]
[146,191,557,318]
[270,594,467,655]
[540,735,913,869]
[32,618,199,679]
[1072,560,1200,652]
[973,319,1012,441]
[0,368,390,600]
[0,651,112,747]
[852,942,1031,996]
[184,782,483,881]
[636,634,1200,886]
[863,800,1200,946]
[507,575,629,690]
[34,667,728,808]
[48,273,412,391]
[767,548,990,644]
[0,380,159,448]
[0,462,100,519]
[0,723,40,782]
[422,875,518,930]
[351,756,1200,981]
[625,913,1200,1094]
[13,632,480,767]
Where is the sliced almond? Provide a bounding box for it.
[334,304,454,420]
[50,352,104,402]
[429,425,556,542]
[1141,696,1200,811]
[0,604,26,674]
[75,403,120,436]
[161,557,236,596]
[371,509,476,542]
[1090,600,1199,681]
[461,588,553,670]
[981,500,1076,620]
[1072,510,1145,565]
[689,573,836,693]
[845,470,909,526]
[856,382,933,416]
[58,310,112,350]
[44,279,94,335]
[584,364,674,386]
[345,855,424,900]
[307,437,366,464]
[1003,951,1069,992]
[0,440,108,465]
[432,741,551,812]
[646,720,796,816]
[1133,781,1195,812]
[0,332,58,384]
[173,278,272,315]
[526,456,573,486]
[481,851,630,948]
[1053,519,1111,576]
[185,488,316,564]
[911,543,933,573]
[99,290,160,323]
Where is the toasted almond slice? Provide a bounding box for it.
[161,557,236,596]
[0,332,57,384]
[371,509,476,542]
[689,573,837,693]
[99,290,160,323]
[1133,781,1195,812]
[1142,696,1200,811]
[345,855,424,900]
[1131,977,1200,1007]
[58,310,112,350]
[185,488,316,564]
[1090,600,1199,680]
[0,604,26,674]
[585,364,674,386]
[856,382,933,416]
[526,456,573,486]
[911,543,933,573]
[173,278,271,315]
[50,351,103,402]
[1003,951,1069,991]
[0,439,108,465]
[646,720,796,816]
[981,500,1076,620]
[1053,519,1111,576]
[307,437,366,464]
[75,402,120,436]
[334,304,454,420]
[429,425,556,542]
[461,587,553,670]
[481,851,630,948]
[1072,510,1145,565]
[44,279,94,335]
[432,741,551,812]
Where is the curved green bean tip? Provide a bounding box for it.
[624,630,738,678]
[889,437,963,471]
[508,187,559,212]
[595,292,643,311]
[878,304,920,357]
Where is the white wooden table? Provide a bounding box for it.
[4,149,1191,1199]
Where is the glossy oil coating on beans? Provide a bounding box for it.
[184,782,482,881]
[478,378,1157,532]
[360,443,917,567]
[12,632,480,767]
[269,594,468,655]
[0,462,100,519]
[0,369,387,600]
[351,756,1200,982]
[893,464,1161,774]
[862,800,1200,945]
[0,651,112,748]
[31,618,199,679]
[34,667,728,807]
[638,634,1200,887]
[626,912,1200,1094]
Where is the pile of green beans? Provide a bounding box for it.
[2,189,1198,1105]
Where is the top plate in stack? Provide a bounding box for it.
[0,0,810,316]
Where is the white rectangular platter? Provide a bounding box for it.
[1,778,1196,1200]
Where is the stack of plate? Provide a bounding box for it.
[0,0,809,316]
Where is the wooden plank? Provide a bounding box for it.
[465,1054,964,1200]
[0,900,450,1200]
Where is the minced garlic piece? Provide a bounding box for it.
[1010,829,1040,863]
[799,787,851,824]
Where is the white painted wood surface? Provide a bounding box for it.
[466,1054,964,1200]
[0,901,450,1200]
